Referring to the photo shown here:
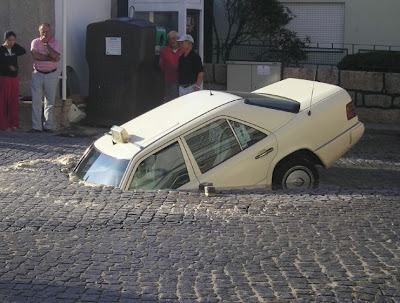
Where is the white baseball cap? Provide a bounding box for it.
[177,34,194,44]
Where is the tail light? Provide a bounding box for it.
[346,101,357,120]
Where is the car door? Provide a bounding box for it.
[125,139,200,191]
[182,118,278,189]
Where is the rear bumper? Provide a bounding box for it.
[315,121,365,168]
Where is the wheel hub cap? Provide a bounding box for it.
[292,177,305,187]
[285,169,312,189]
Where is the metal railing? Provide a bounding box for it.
[212,43,400,70]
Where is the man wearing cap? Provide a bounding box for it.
[177,34,204,96]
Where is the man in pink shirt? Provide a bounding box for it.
[159,31,183,102]
[29,23,60,133]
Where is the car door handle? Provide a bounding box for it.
[255,148,274,159]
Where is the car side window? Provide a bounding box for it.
[129,142,189,190]
[185,119,267,174]
[185,119,240,173]
[230,120,267,149]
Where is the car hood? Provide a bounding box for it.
[93,134,142,160]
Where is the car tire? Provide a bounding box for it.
[272,158,319,190]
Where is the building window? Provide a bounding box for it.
[135,11,178,33]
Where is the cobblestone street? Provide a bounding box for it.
[0,130,399,302]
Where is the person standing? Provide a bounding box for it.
[29,23,60,133]
[159,31,183,102]
[0,31,26,131]
[177,34,204,96]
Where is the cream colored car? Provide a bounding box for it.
[73,78,364,190]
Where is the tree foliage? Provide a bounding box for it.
[212,0,308,63]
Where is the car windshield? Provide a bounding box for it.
[74,146,129,187]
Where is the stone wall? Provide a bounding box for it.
[283,68,400,125]
[204,63,400,125]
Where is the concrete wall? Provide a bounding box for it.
[0,0,113,98]
[344,0,400,47]
[203,63,400,125]
[54,0,112,97]
[1,0,111,129]
[0,0,56,97]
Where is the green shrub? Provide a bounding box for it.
[337,51,400,73]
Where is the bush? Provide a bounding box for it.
[337,51,400,73]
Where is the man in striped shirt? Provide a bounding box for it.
[29,23,60,133]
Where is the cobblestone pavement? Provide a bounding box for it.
[0,130,399,302]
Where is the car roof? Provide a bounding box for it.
[119,88,303,147]
[94,90,242,159]
[121,90,241,146]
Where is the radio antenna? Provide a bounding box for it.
[129,5,136,19]
[207,75,213,96]
[308,69,317,116]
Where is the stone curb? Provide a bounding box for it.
[364,123,400,136]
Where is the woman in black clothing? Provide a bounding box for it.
[0,31,26,130]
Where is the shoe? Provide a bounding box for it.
[43,129,54,133]
[28,129,42,133]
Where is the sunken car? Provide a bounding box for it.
[73,78,364,190]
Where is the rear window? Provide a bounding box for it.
[229,91,300,113]
[74,146,129,187]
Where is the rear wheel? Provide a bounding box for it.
[272,158,319,190]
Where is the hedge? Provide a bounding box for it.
[337,51,400,73]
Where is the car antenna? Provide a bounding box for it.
[207,77,213,95]
[129,5,136,19]
[308,70,317,116]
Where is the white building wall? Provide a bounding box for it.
[282,2,344,47]
[282,0,400,49]
[55,0,111,96]
[344,0,400,47]
[213,0,400,50]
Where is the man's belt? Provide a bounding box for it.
[36,69,57,74]
[180,83,194,88]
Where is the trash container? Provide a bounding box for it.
[86,17,166,125]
